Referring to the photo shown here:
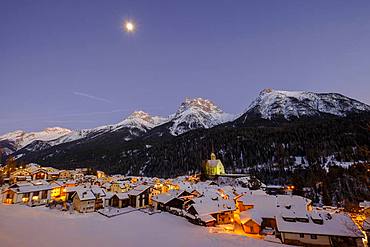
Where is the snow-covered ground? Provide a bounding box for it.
[0,204,288,247]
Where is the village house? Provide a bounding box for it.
[65,180,77,187]
[128,185,152,208]
[73,172,85,181]
[71,189,96,213]
[90,185,106,210]
[65,186,84,201]
[109,193,130,208]
[49,181,66,201]
[237,208,263,234]
[9,169,32,184]
[96,170,106,178]
[276,211,364,247]
[103,192,114,207]
[1,181,52,206]
[235,194,313,233]
[186,197,236,226]
[93,178,104,187]
[110,181,131,193]
[151,192,184,211]
[30,168,48,180]
[38,167,60,181]
[360,200,370,216]
[101,182,112,190]
[58,170,73,179]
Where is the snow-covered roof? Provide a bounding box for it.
[198,214,216,223]
[190,197,235,216]
[112,181,130,187]
[359,201,370,209]
[73,189,96,201]
[29,168,47,174]
[65,180,77,185]
[102,182,112,188]
[90,185,106,197]
[49,181,64,188]
[168,189,188,198]
[240,209,263,225]
[30,180,50,186]
[237,194,311,219]
[128,185,151,196]
[11,184,52,193]
[115,192,129,200]
[152,193,177,204]
[276,211,364,238]
[65,185,85,193]
[10,182,33,187]
[104,192,114,200]
[234,188,267,196]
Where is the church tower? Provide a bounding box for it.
[210,152,216,160]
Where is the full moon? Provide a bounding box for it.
[124,21,135,33]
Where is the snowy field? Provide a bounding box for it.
[0,204,288,247]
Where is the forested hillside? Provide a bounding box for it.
[8,112,369,207]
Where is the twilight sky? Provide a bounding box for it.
[1,0,370,134]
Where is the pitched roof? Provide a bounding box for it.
[237,194,311,219]
[199,214,216,223]
[128,185,151,196]
[90,185,106,197]
[276,211,364,238]
[73,189,96,201]
[152,193,176,204]
[11,184,52,193]
[189,198,235,216]
[240,209,263,225]
[115,192,129,200]
[104,192,115,200]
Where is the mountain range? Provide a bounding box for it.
[1,89,369,160]
[1,88,369,207]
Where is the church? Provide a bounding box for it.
[202,152,225,178]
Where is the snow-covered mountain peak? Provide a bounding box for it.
[258,88,307,97]
[246,89,370,120]
[169,97,234,135]
[127,111,152,121]
[177,97,223,115]
[0,127,72,150]
[43,127,71,133]
[118,111,169,131]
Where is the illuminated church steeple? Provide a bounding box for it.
[210,152,216,160]
[210,143,216,160]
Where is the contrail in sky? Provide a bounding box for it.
[73,91,112,104]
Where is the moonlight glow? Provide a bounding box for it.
[124,21,135,33]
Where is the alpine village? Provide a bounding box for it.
[1,90,369,247]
